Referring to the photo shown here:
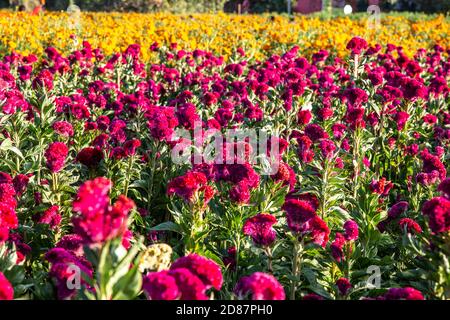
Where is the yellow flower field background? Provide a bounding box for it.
[0,11,448,60]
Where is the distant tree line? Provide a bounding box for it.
[0,0,448,13]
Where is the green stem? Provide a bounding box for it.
[124,155,134,197]
[290,239,302,300]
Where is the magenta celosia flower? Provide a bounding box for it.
[143,271,180,300]
[369,177,393,196]
[336,278,352,296]
[319,139,336,159]
[12,174,29,196]
[167,171,208,203]
[304,124,329,142]
[383,287,424,300]
[346,37,368,55]
[234,272,285,300]
[305,216,330,247]
[393,111,410,131]
[272,161,296,191]
[45,248,93,300]
[35,205,61,229]
[56,234,84,257]
[123,139,141,156]
[297,110,312,125]
[76,147,104,168]
[282,199,316,233]
[72,177,135,244]
[243,214,277,247]
[343,87,368,107]
[32,69,54,90]
[52,121,74,137]
[331,232,346,262]
[0,272,13,300]
[45,142,69,173]
[388,201,409,219]
[422,197,450,234]
[343,220,359,241]
[146,106,179,141]
[170,254,223,291]
[437,178,450,198]
[167,268,208,300]
[399,218,422,234]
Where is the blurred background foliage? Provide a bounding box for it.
[0,0,449,13]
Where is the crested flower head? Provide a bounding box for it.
[44,142,69,173]
[234,272,285,300]
[72,177,135,244]
[170,254,223,291]
[243,213,277,247]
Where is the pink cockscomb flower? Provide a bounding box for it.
[53,121,74,137]
[143,271,180,300]
[369,177,393,196]
[45,142,69,173]
[170,254,223,291]
[166,268,208,300]
[0,272,13,300]
[437,178,450,199]
[346,37,368,55]
[336,278,352,296]
[382,287,424,300]
[343,220,359,241]
[399,218,422,234]
[234,272,285,300]
[243,214,277,247]
[34,205,62,229]
[388,201,409,219]
[167,171,212,204]
[422,197,450,234]
[72,177,135,245]
[282,199,316,233]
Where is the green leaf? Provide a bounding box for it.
[150,221,182,234]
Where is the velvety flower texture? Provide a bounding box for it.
[45,247,93,300]
[382,287,424,300]
[0,272,13,300]
[438,178,450,199]
[234,272,285,300]
[35,205,62,229]
[243,214,277,247]
[282,199,316,233]
[167,171,214,204]
[336,278,352,296]
[331,232,346,262]
[422,196,450,234]
[53,121,74,137]
[72,177,135,244]
[399,218,422,234]
[343,220,359,241]
[143,254,222,300]
[282,199,329,247]
[346,37,368,55]
[45,142,69,173]
[170,254,223,290]
[143,271,180,300]
[76,147,104,168]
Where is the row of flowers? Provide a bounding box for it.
[0,12,448,60]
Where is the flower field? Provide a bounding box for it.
[0,11,449,301]
[0,11,449,60]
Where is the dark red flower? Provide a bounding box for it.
[234,272,285,300]
[243,214,277,247]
